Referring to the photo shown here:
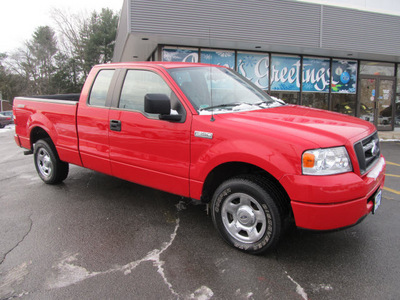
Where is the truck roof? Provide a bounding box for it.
[94,61,225,70]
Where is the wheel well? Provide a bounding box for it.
[201,162,292,216]
[30,127,51,150]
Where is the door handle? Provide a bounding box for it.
[110,120,121,132]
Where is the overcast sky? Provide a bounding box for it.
[297,0,400,14]
[1,0,399,55]
[0,0,123,54]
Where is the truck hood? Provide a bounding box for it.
[215,105,376,147]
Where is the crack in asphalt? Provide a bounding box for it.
[0,175,20,183]
[0,216,33,266]
[45,200,214,299]
[0,291,29,300]
[86,172,93,188]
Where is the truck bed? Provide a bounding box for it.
[13,95,81,166]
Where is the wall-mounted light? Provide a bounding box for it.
[142,38,149,41]
[255,46,261,49]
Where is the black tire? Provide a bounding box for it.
[34,139,69,184]
[211,175,284,254]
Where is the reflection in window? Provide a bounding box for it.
[302,93,329,110]
[378,79,394,127]
[269,91,299,105]
[359,78,375,123]
[397,65,400,127]
[360,61,395,76]
[396,96,400,127]
[397,65,400,93]
[331,94,356,116]
[88,70,115,107]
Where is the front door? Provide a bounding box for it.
[107,68,191,197]
[359,76,395,130]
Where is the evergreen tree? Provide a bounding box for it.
[82,8,119,75]
[26,26,58,94]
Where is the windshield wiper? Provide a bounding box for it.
[249,101,270,107]
[199,100,279,112]
[199,103,241,111]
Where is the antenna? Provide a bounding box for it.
[209,28,215,122]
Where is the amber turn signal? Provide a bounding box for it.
[302,153,315,168]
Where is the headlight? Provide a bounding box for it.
[302,146,352,175]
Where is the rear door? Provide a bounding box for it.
[108,67,192,196]
[77,68,118,175]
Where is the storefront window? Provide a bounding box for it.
[331,60,357,94]
[302,93,329,110]
[269,91,299,104]
[301,57,330,110]
[270,55,301,92]
[200,49,235,69]
[160,47,397,126]
[162,47,198,62]
[331,94,357,116]
[330,60,358,116]
[302,57,330,93]
[268,55,301,104]
[237,52,269,90]
[360,61,395,76]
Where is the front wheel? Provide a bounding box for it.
[211,176,283,254]
[34,139,69,184]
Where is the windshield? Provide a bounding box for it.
[168,66,284,114]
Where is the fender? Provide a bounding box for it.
[28,113,58,146]
[189,138,302,200]
[25,106,81,166]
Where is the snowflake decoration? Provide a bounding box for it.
[216,51,233,57]
[241,55,259,67]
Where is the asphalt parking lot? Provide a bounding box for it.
[1,127,399,300]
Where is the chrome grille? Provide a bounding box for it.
[354,132,381,175]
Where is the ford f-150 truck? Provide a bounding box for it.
[13,62,386,254]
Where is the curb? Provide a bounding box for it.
[379,129,400,141]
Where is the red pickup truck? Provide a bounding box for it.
[13,62,386,254]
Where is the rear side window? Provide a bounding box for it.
[88,70,115,107]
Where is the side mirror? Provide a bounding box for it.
[145,93,171,114]
[144,93,182,122]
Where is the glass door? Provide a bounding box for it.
[377,79,394,130]
[358,76,395,130]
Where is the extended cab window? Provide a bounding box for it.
[88,69,115,107]
[119,70,182,116]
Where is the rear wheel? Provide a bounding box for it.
[211,175,284,254]
[34,139,69,184]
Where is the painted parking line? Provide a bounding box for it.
[386,161,400,167]
[386,174,400,178]
[383,187,400,195]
